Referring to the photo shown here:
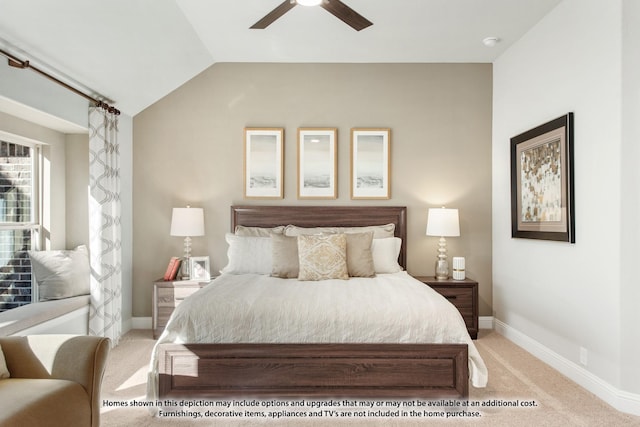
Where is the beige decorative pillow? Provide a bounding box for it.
[345,232,375,277]
[235,225,285,236]
[284,223,395,239]
[28,245,91,301]
[340,223,396,239]
[297,234,349,281]
[0,344,9,379]
[271,234,299,278]
[284,225,338,236]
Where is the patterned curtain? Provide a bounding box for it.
[88,106,122,345]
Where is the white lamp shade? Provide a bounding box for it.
[297,0,322,5]
[426,208,460,237]
[170,207,205,237]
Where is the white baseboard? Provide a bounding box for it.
[479,316,494,330]
[494,319,640,416]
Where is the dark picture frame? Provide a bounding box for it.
[510,113,575,242]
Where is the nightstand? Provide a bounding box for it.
[152,279,209,339]
[413,276,479,339]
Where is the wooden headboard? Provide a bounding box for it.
[231,205,407,269]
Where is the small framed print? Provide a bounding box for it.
[351,128,391,199]
[510,113,575,242]
[297,128,337,199]
[244,128,284,199]
[189,256,211,281]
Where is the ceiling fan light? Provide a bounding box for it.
[297,0,322,6]
[482,37,500,47]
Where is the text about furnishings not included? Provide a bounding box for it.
[104,397,539,420]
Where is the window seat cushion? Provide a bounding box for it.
[0,296,90,337]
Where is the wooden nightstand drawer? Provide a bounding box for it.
[432,287,473,308]
[156,286,200,306]
[153,279,209,339]
[412,276,479,339]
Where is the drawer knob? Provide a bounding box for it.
[445,295,457,300]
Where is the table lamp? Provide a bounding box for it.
[426,207,460,280]
[170,206,205,279]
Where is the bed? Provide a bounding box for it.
[148,205,487,401]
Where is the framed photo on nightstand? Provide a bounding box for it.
[189,256,210,281]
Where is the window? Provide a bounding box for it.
[0,134,41,312]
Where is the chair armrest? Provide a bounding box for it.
[0,335,110,427]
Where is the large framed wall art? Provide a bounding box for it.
[244,128,284,199]
[297,128,337,199]
[510,113,575,242]
[350,128,391,200]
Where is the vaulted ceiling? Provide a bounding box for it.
[0,0,562,116]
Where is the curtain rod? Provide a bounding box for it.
[0,48,120,115]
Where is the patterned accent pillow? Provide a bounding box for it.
[297,234,349,281]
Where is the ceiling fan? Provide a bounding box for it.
[250,0,373,31]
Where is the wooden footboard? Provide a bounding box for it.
[158,343,468,399]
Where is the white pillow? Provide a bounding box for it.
[220,233,272,275]
[0,344,9,379]
[371,237,403,274]
[28,245,91,301]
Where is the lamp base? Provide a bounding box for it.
[434,236,449,280]
[180,236,192,280]
[435,259,449,280]
[180,257,191,280]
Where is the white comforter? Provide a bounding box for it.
[147,271,488,400]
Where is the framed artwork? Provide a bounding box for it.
[350,128,391,199]
[297,128,337,199]
[510,113,575,242]
[189,256,211,281]
[244,128,284,199]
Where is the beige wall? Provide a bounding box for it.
[133,63,493,317]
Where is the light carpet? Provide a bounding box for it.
[100,330,640,426]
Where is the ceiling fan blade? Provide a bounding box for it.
[320,0,373,31]
[250,0,297,29]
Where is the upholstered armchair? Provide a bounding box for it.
[0,334,110,427]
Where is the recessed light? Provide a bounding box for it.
[482,37,500,47]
